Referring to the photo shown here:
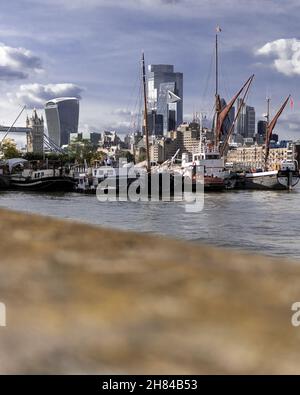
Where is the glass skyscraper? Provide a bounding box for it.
[45,97,79,147]
[236,98,256,138]
[147,64,183,134]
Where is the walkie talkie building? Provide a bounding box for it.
[45,97,79,147]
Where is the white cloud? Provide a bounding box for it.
[256,38,300,76]
[8,83,83,108]
[112,108,133,116]
[0,43,42,80]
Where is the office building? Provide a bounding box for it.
[147,110,163,136]
[45,97,79,147]
[147,64,183,134]
[247,106,255,137]
[90,132,101,148]
[236,99,256,138]
[257,120,267,136]
[256,120,268,145]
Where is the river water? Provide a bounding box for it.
[0,189,299,259]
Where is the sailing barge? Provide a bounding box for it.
[232,96,300,191]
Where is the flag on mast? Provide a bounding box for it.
[216,25,222,33]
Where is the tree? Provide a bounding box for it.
[116,150,135,163]
[138,147,146,163]
[67,138,102,165]
[91,150,106,163]
[124,150,135,163]
[23,152,44,161]
[1,139,20,159]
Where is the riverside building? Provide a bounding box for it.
[226,143,295,168]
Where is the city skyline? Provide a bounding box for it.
[0,0,299,146]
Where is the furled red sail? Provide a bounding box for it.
[264,94,291,167]
[215,75,254,145]
[265,95,291,146]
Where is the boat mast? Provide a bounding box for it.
[266,96,270,126]
[214,26,222,147]
[142,52,150,173]
[215,29,220,99]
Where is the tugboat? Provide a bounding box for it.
[5,159,76,192]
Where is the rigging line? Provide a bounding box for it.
[126,62,141,114]
[129,84,140,130]
[218,36,231,100]
[201,46,214,108]
[129,68,143,132]
[220,64,230,102]
[138,77,143,131]
[1,105,26,144]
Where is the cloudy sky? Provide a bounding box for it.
[1,0,300,146]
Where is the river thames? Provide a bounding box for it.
[0,189,299,259]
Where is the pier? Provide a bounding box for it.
[0,208,300,373]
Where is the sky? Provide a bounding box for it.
[1,0,300,146]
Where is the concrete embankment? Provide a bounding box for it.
[0,208,300,374]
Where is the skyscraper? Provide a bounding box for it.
[246,106,256,138]
[45,97,79,147]
[147,64,183,134]
[256,120,268,145]
[236,99,256,138]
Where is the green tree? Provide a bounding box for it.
[23,152,44,161]
[91,150,106,163]
[138,147,146,163]
[116,150,135,163]
[1,139,20,159]
[124,150,134,163]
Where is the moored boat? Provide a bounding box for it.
[243,160,300,191]
[3,159,76,192]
